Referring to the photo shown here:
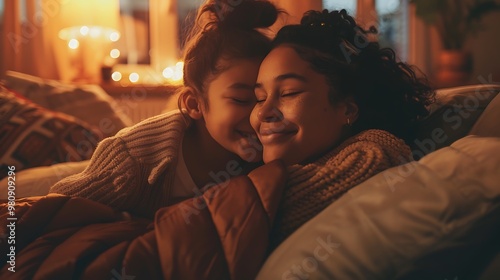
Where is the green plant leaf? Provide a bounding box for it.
[467,1,500,22]
[411,0,500,49]
[410,0,447,24]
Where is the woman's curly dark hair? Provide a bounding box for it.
[273,9,435,144]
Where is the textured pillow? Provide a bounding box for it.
[3,71,132,137]
[257,135,500,280]
[0,160,89,199]
[411,84,500,159]
[0,86,102,179]
[469,90,500,138]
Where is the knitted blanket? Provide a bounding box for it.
[272,129,411,245]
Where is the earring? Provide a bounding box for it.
[347,118,351,126]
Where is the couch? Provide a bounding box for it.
[0,71,134,195]
[1,73,500,279]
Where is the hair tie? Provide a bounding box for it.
[341,39,359,55]
[309,21,333,28]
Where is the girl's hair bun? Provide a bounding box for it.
[182,0,277,104]
[222,0,278,29]
[201,0,278,31]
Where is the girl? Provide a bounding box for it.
[250,9,435,245]
[49,0,280,217]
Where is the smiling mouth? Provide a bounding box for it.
[259,129,296,144]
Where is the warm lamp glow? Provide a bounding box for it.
[162,61,184,83]
[59,26,120,41]
[172,71,183,81]
[58,0,121,41]
[110,49,120,59]
[80,26,89,36]
[112,71,122,81]
[57,0,121,82]
[162,67,174,79]
[129,72,139,83]
[109,32,120,42]
[68,39,79,49]
[89,26,102,38]
[58,0,120,30]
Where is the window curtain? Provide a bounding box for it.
[356,0,439,77]
[150,0,179,72]
[1,0,62,80]
[408,2,440,79]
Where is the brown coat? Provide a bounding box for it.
[0,160,286,280]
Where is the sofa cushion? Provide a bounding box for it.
[257,135,500,280]
[3,71,132,138]
[411,84,500,159]
[0,86,102,179]
[469,89,500,138]
[0,160,89,199]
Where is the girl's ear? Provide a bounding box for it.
[180,87,203,120]
[343,98,359,123]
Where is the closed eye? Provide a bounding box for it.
[282,91,304,97]
[230,98,253,105]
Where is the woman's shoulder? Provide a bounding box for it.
[334,129,412,165]
[300,129,411,168]
[339,129,409,149]
[347,129,408,147]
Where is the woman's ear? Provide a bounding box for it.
[180,87,203,120]
[343,98,359,123]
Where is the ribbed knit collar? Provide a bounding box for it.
[138,109,191,184]
[285,129,411,192]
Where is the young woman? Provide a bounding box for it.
[49,0,280,217]
[250,9,435,245]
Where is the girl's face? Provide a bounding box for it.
[251,46,349,165]
[201,58,263,162]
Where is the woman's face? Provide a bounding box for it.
[251,46,349,165]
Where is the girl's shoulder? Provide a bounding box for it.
[114,109,190,139]
[306,129,411,168]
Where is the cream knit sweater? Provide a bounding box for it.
[272,129,412,245]
[49,110,188,217]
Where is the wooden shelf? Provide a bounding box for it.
[100,82,180,98]
[100,83,181,123]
